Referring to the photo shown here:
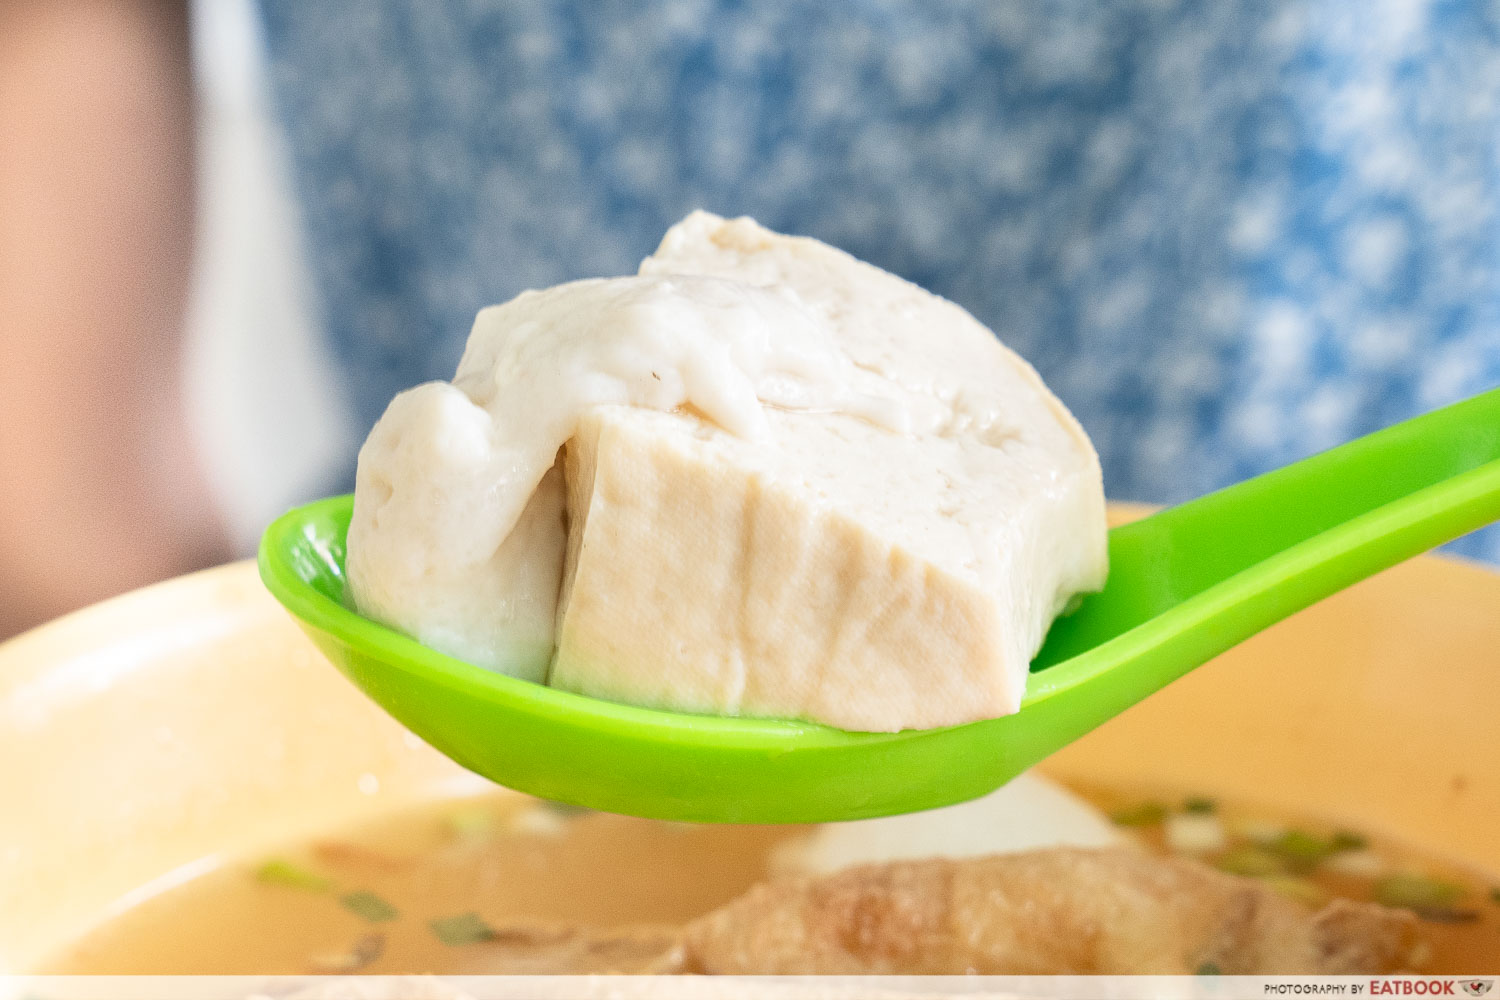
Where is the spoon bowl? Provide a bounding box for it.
[259,387,1500,823]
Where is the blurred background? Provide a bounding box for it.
[2,0,1497,640]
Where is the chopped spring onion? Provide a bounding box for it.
[1269,830,1334,871]
[1196,961,1222,976]
[1183,796,1217,815]
[1109,801,1167,826]
[1373,873,1464,911]
[1214,845,1286,878]
[430,911,498,946]
[1264,876,1328,907]
[1329,830,1368,853]
[340,890,399,923]
[1255,828,1370,873]
[253,859,331,893]
[1490,886,1500,906]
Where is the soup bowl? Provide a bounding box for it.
[2,510,1497,973]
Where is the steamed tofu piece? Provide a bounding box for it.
[351,419,567,683]
[548,214,1106,732]
[551,405,1097,730]
[348,383,569,683]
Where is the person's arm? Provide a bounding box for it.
[0,0,229,638]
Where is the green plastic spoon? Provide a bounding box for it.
[259,386,1500,823]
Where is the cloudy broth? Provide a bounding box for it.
[50,786,1500,974]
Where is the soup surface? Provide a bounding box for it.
[49,786,1500,974]
[1072,783,1500,972]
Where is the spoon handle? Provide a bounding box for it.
[1034,386,1500,672]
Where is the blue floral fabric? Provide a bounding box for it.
[257,0,1500,559]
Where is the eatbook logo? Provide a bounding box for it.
[1462,982,1494,998]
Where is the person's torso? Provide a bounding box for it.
[258,0,1500,557]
